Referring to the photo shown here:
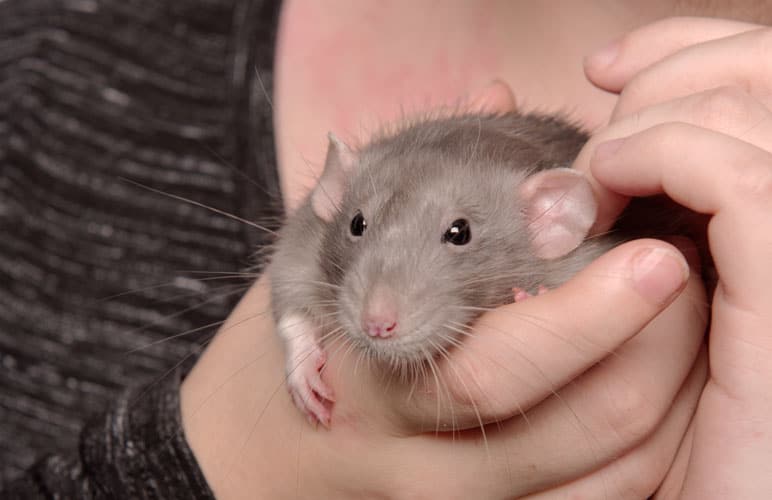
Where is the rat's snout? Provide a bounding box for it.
[361,284,399,339]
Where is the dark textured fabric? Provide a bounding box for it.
[4,373,214,499]
[0,0,282,494]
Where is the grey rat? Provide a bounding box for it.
[270,111,625,427]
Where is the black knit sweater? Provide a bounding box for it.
[0,0,282,496]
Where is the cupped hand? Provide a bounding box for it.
[182,246,705,500]
[581,16,772,499]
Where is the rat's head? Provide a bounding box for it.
[309,129,597,368]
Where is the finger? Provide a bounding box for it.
[572,87,772,232]
[584,16,762,93]
[394,259,704,499]
[487,251,705,497]
[391,238,690,428]
[609,27,772,121]
[654,415,696,499]
[591,122,772,308]
[522,348,707,500]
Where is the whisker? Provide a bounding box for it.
[179,270,261,276]
[434,341,490,456]
[126,305,270,355]
[97,274,251,302]
[130,332,217,406]
[120,177,278,236]
[119,286,248,341]
[271,278,343,290]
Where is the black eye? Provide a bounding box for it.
[350,210,367,236]
[443,219,471,245]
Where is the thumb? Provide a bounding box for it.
[393,238,690,431]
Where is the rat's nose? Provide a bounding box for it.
[363,317,398,338]
[362,285,399,339]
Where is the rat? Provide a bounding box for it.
[269,111,629,427]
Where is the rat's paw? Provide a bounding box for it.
[513,285,549,302]
[286,346,334,427]
[276,314,335,427]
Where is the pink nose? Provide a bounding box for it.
[362,285,399,339]
[364,318,398,338]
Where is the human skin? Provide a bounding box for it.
[176,3,751,499]
[581,17,772,499]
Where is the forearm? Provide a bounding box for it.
[181,277,301,499]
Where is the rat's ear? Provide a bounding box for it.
[519,168,597,259]
[468,79,517,114]
[311,132,357,221]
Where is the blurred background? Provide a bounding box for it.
[0,0,280,484]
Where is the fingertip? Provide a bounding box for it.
[590,138,626,181]
[586,38,620,70]
[570,138,630,236]
[548,238,688,312]
[630,243,689,307]
[583,38,624,92]
[588,137,631,191]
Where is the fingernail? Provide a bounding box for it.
[585,39,621,70]
[632,247,689,305]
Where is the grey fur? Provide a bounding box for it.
[270,111,619,370]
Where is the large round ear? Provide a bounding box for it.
[519,168,597,260]
[311,132,357,221]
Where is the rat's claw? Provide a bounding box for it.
[289,381,330,428]
[308,368,335,402]
[286,344,333,428]
[513,285,550,302]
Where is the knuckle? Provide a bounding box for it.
[618,451,669,499]
[733,160,772,201]
[604,383,661,445]
[646,122,690,149]
[693,86,763,131]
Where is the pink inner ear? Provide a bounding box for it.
[519,168,597,259]
[311,133,356,222]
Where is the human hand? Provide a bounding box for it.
[582,17,772,498]
[182,249,705,500]
[578,16,768,232]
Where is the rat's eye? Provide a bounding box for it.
[350,210,367,236]
[443,219,471,245]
